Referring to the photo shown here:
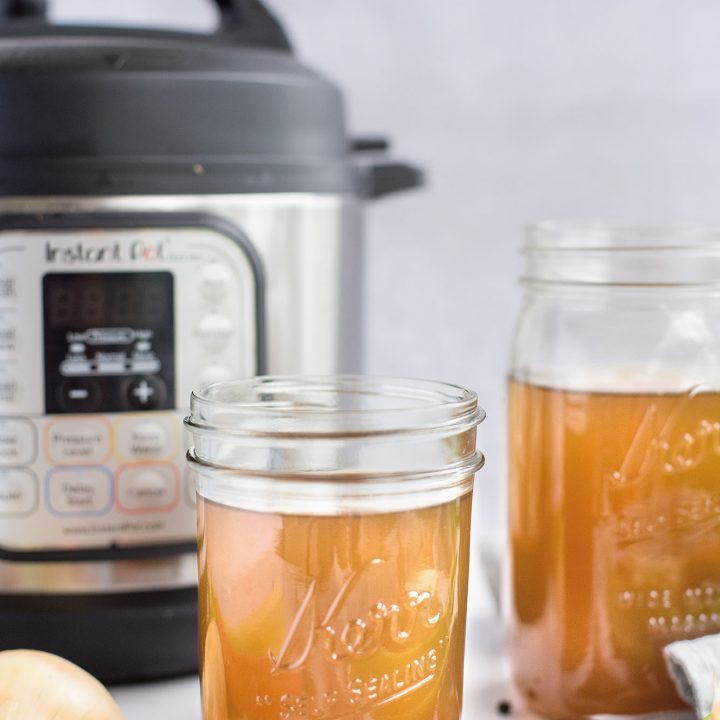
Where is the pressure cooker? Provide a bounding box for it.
[0,0,422,681]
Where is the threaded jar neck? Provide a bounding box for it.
[524,222,720,287]
[185,375,485,515]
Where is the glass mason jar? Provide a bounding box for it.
[185,376,485,720]
[508,223,720,718]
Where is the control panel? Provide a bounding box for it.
[0,217,261,552]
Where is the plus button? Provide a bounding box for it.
[125,377,166,410]
[132,380,155,405]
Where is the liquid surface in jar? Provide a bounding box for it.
[509,379,720,718]
[197,493,471,720]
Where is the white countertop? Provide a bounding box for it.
[110,565,537,720]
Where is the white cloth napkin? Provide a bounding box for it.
[664,634,720,719]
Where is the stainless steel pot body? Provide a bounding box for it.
[0,192,361,599]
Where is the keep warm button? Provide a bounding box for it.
[47,420,111,464]
[47,467,112,516]
[116,464,179,513]
[116,418,176,461]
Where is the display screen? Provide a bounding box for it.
[43,272,175,414]
[46,275,170,327]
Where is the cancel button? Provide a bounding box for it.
[116,464,178,513]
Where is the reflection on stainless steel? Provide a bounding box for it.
[0,552,197,593]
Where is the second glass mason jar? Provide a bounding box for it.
[509,223,720,718]
[186,376,484,720]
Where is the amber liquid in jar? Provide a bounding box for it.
[197,493,472,720]
[509,379,720,718]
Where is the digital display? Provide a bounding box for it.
[43,272,175,414]
[46,275,170,327]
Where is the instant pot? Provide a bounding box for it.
[0,0,422,681]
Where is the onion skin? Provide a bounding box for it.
[0,649,124,720]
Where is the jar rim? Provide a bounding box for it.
[526,220,720,251]
[186,375,485,439]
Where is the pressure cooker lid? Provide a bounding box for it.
[0,0,355,195]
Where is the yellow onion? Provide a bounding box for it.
[0,649,124,720]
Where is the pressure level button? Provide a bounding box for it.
[47,419,111,464]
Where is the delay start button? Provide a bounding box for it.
[47,467,112,516]
[116,464,179,513]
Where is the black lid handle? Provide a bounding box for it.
[352,137,425,200]
[0,0,46,19]
[0,0,291,51]
[213,0,291,50]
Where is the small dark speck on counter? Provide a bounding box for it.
[496,699,512,715]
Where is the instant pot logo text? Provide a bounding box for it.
[45,240,166,263]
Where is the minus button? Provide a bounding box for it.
[57,379,101,413]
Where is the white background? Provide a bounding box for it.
[51,0,720,541]
[34,3,720,716]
